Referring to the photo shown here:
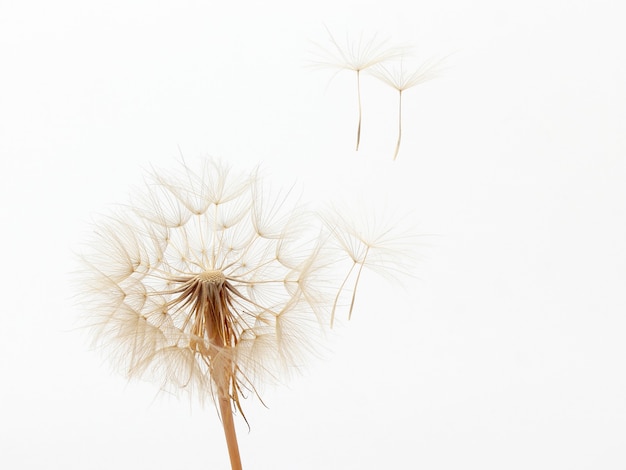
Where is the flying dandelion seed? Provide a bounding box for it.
[321,203,419,327]
[311,26,406,151]
[77,157,413,470]
[370,56,446,160]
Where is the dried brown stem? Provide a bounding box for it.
[218,390,243,470]
[211,307,243,470]
[175,273,244,470]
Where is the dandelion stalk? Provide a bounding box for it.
[213,323,243,470]
[219,394,242,470]
[164,269,245,469]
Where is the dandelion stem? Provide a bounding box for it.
[218,392,243,470]
[393,90,403,161]
[356,70,362,151]
[215,342,242,470]
[202,289,243,470]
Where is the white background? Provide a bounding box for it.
[1,1,625,469]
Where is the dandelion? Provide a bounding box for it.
[311,26,405,151]
[78,157,412,470]
[370,57,445,160]
[320,204,419,327]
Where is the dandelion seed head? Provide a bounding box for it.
[79,158,337,413]
[78,157,415,421]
